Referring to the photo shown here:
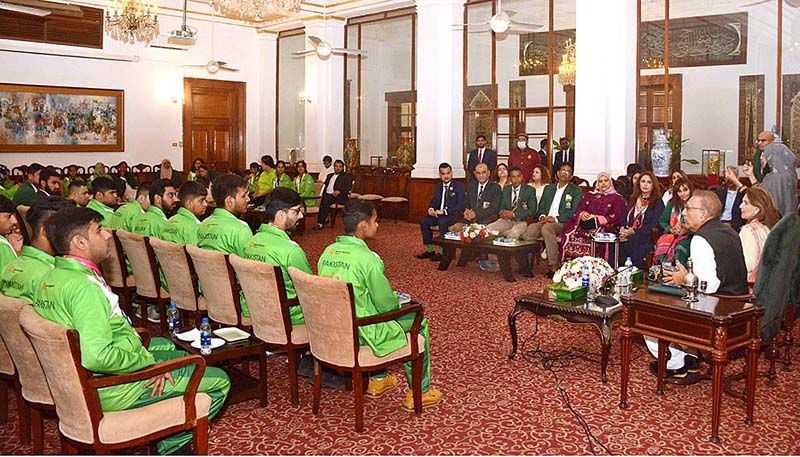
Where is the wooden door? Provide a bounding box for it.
[183,78,246,173]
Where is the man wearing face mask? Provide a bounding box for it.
[508,133,540,183]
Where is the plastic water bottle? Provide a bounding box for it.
[623,257,634,294]
[167,303,180,337]
[200,318,212,355]
[582,264,594,302]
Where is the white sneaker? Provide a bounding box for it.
[541,250,547,260]
[147,306,161,323]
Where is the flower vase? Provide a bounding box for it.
[396,138,415,170]
[651,128,672,177]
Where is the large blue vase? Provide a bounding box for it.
[651,128,672,177]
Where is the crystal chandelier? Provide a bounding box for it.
[104,0,159,43]
[557,39,576,87]
[210,0,301,21]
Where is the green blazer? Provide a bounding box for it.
[536,182,583,223]
[499,185,537,221]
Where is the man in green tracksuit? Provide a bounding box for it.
[317,200,442,412]
[1,196,73,302]
[33,207,230,455]
[134,179,177,239]
[198,175,252,316]
[110,183,150,232]
[0,196,23,272]
[86,177,119,227]
[162,181,207,246]
[242,188,309,325]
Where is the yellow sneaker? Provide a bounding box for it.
[365,374,398,399]
[401,388,442,412]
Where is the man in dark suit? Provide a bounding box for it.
[465,135,497,183]
[538,138,550,172]
[314,159,353,230]
[552,136,576,180]
[416,163,465,261]
[717,166,746,232]
[451,163,501,231]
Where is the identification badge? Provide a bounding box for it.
[522,203,528,210]
[482,201,490,209]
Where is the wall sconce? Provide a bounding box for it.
[299,92,311,104]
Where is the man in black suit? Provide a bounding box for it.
[538,139,550,171]
[314,159,353,230]
[717,166,745,232]
[465,135,497,182]
[450,163,501,232]
[552,136,575,180]
[416,162,466,261]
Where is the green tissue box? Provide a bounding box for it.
[547,283,587,301]
[630,270,644,284]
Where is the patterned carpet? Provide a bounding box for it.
[2,222,799,455]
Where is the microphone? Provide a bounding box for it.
[594,265,636,308]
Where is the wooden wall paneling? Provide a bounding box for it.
[407,177,462,223]
[183,78,245,173]
[0,4,103,48]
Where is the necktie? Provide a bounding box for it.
[478,183,484,202]
[477,148,483,164]
[440,184,448,211]
[512,188,519,208]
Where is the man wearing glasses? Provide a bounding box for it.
[522,163,583,278]
[648,190,748,380]
[242,187,311,327]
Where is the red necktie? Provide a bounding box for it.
[477,149,483,164]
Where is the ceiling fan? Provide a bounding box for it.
[167,0,198,46]
[454,0,542,34]
[0,0,50,16]
[182,11,239,73]
[291,4,367,58]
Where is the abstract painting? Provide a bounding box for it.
[738,75,764,165]
[0,83,124,152]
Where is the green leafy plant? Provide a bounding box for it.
[552,138,575,151]
[667,133,698,172]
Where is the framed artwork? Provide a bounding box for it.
[0,83,124,152]
[738,74,764,164]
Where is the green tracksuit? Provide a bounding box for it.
[110,201,144,233]
[0,236,18,272]
[241,224,310,325]
[295,173,316,208]
[87,199,116,228]
[0,246,54,303]
[317,235,431,392]
[12,182,38,206]
[162,208,201,246]
[33,257,230,455]
[62,176,85,198]
[255,169,276,196]
[274,173,294,191]
[134,206,169,239]
[198,208,252,317]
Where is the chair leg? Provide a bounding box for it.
[312,359,322,415]
[158,298,169,336]
[412,357,423,415]
[15,379,30,445]
[0,380,7,425]
[193,417,209,455]
[60,435,78,455]
[768,340,778,386]
[783,304,795,371]
[30,405,44,455]
[120,287,134,323]
[353,369,364,433]
[287,348,299,406]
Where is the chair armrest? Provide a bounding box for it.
[710,293,753,302]
[355,302,423,327]
[134,327,151,349]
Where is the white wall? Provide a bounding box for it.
[0,0,261,171]
[277,33,305,160]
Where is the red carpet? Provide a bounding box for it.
[1,222,799,455]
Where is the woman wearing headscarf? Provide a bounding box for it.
[87,162,113,191]
[159,158,183,188]
[746,143,798,217]
[560,172,628,262]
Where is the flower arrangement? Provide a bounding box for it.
[460,223,498,243]
[552,256,615,290]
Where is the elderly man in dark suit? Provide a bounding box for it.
[416,163,465,261]
[552,136,576,180]
[450,163,501,232]
[465,135,497,185]
[314,159,353,230]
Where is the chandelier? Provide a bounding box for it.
[104,0,159,43]
[557,39,576,87]
[210,0,301,21]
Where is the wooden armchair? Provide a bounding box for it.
[19,306,210,454]
[289,267,425,432]
[149,238,205,327]
[116,231,170,334]
[380,170,411,223]
[230,256,309,406]
[99,230,136,323]
[0,320,21,442]
[186,245,249,329]
[0,295,53,453]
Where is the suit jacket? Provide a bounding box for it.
[536,182,583,223]
[717,187,745,232]
[322,172,353,204]
[428,180,466,217]
[464,180,502,224]
[551,149,576,179]
[466,148,497,175]
[538,149,549,169]
[499,184,537,221]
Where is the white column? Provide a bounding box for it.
[575,0,637,177]
[257,32,278,163]
[303,18,345,173]
[414,0,465,178]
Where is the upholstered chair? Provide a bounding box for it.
[186,245,249,328]
[149,238,205,326]
[99,230,136,321]
[116,231,170,334]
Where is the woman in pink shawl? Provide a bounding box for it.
[560,172,628,261]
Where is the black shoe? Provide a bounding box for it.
[519,270,534,278]
[306,368,347,390]
[430,253,442,262]
[313,223,324,231]
[296,355,314,378]
[416,251,435,259]
[684,354,701,373]
[649,360,688,379]
[545,270,556,279]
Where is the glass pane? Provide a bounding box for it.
[466,1,493,107]
[278,34,305,162]
[496,0,550,109]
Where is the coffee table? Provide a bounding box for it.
[509,286,624,383]
[171,334,268,407]
[432,236,541,282]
